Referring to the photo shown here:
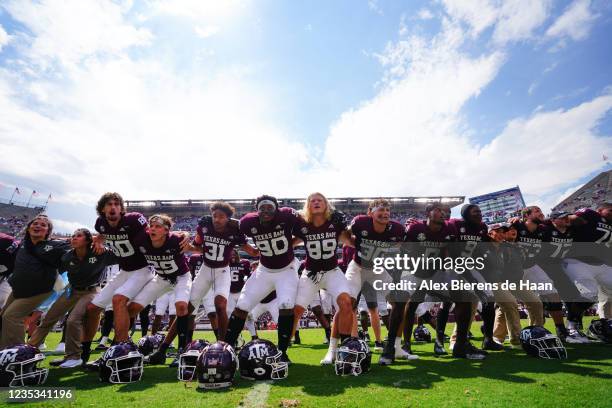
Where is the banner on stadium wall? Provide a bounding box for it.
[469,186,526,224]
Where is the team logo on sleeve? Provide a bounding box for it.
[460,227,466,233]
[417,233,426,241]
[251,227,258,234]
[301,227,308,234]
[89,257,97,264]
[139,246,146,253]
[43,245,53,252]
[201,227,208,234]
[100,226,105,232]
[361,231,368,236]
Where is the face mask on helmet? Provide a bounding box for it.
[178,340,210,381]
[0,345,48,387]
[238,339,288,381]
[520,326,567,359]
[196,342,237,390]
[334,337,371,376]
[99,342,144,384]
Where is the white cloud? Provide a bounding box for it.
[528,81,538,95]
[2,0,152,68]
[441,0,552,44]
[546,0,597,43]
[0,24,9,52]
[368,0,383,16]
[417,8,434,20]
[492,0,552,44]
[52,218,88,233]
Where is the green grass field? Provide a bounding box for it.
[22,317,612,407]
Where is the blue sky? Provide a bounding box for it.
[0,0,610,232]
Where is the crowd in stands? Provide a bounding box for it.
[0,215,28,236]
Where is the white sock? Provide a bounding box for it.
[567,321,577,330]
[100,336,108,344]
[394,337,401,349]
[329,337,339,351]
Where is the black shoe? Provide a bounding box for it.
[482,337,504,351]
[294,332,301,345]
[401,342,413,354]
[95,343,108,351]
[146,349,167,365]
[467,331,474,340]
[379,341,395,366]
[280,352,292,365]
[251,335,259,340]
[434,339,447,356]
[84,358,102,371]
[453,342,487,360]
[50,358,66,367]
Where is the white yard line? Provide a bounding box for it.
[238,381,272,408]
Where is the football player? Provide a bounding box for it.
[83,193,173,363]
[513,206,570,341]
[438,204,492,360]
[291,193,354,361]
[345,198,404,355]
[563,202,612,333]
[185,202,257,340]
[381,203,452,364]
[126,215,192,352]
[224,195,302,363]
[227,250,252,317]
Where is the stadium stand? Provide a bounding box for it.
[126,196,465,232]
[552,170,612,212]
[0,202,43,236]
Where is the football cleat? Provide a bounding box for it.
[452,342,487,360]
[565,329,591,344]
[482,337,504,351]
[434,339,447,356]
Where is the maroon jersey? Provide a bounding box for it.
[571,208,612,265]
[0,233,18,278]
[295,218,345,273]
[537,222,573,262]
[188,254,203,279]
[139,233,189,280]
[95,212,149,271]
[446,218,489,258]
[239,207,301,269]
[229,259,251,293]
[511,221,545,268]
[405,222,455,268]
[349,215,404,266]
[195,219,247,268]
